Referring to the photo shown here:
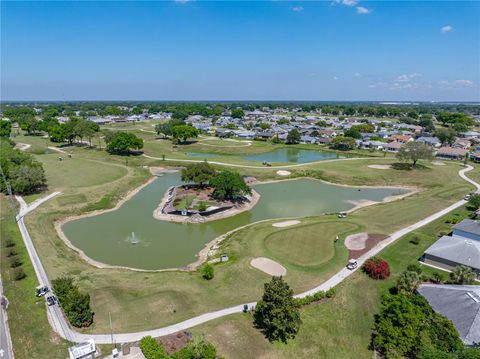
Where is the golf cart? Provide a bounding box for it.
[347,259,358,270]
[46,295,57,306]
[35,285,49,297]
[338,211,347,219]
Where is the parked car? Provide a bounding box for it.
[46,296,57,306]
[347,259,358,270]
[35,286,49,297]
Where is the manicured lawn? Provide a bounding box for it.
[0,197,69,359]
[264,221,357,267]
[36,152,128,189]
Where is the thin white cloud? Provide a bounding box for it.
[440,79,474,89]
[333,76,339,80]
[396,73,422,82]
[454,79,473,86]
[441,25,453,33]
[175,0,190,3]
[332,0,358,6]
[356,6,371,14]
[292,6,304,12]
[354,72,361,77]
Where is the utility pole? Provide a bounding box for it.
[109,311,115,350]
[0,163,17,220]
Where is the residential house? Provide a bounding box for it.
[388,135,414,143]
[417,284,480,346]
[436,147,468,160]
[416,136,441,147]
[423,219,480,273]
[384,141,403,152]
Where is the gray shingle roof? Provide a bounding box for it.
[453,219,480,236]
[418,284,480,345]
[424,235,480,270]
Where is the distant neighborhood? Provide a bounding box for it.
[2,103,480,161]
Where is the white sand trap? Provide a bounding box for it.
[432,161,446,166]
[344,232,369,250]
[276,170,291,176]
[15,143,31,151]
[251,257,287,276]
[368,164,392,170]
[272,220,300,228]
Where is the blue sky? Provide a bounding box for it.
[1,1,479,101]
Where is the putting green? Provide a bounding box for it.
[264,221,359,267]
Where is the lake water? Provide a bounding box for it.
[186,147,340,163]
[62,172,406,270]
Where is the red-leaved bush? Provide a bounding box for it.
[362,257,390,280]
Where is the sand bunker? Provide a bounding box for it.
[276,170,291,176]
[15,143,31,151]
[272,220,300,228]
[368,164,392,170]
[432,161,446,166]
[344,232,369,250]
[250,257,287,276]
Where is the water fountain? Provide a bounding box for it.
[127,232,139,245]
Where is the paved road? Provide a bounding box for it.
[0,279,14,359]
[15,165,479,345]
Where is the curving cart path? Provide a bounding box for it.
[14,165,480,344]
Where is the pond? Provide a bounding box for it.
[186,147,341,163]
[62,172,407,270]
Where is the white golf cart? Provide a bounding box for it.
[347,259,358,270]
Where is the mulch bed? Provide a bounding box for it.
[348,233,388,259]
[125,331,191,356]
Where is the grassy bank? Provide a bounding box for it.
[0,197,69,359]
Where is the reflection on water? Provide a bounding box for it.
[63,172,406,270]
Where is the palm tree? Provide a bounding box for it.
[449,265,476,285]
[396,271,421,293]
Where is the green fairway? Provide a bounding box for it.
[265,222,357,267]
[36,152,128,189]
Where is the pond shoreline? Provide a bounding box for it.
[54,167,418,273]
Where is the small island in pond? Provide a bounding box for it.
[153,162,259,223]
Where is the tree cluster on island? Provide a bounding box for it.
[180,162,251,201]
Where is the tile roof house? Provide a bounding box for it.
[436,147,468,160]
[417,284,480,346]
[388,135,414,143]
[423,220,480,273]
[384,141,403,152]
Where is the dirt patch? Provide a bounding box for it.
[368,164,392,170]
[347,234,388,259]
[276,170,291,176]
[127,331,191,356]
[251,257,287,276]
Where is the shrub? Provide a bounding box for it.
[406,263,422,274]
[171,337,223,359]
[9,256,22,268]
[5,239,15,248]
[325,287,336,298]
[139,336,168,359]
[449,265,476,285]
[198,201,207,212]
[431,272,445,284]
[396,270,421,293]
[362,257,390,280]
[410,236,421,245]
[13,268,26,280]
[6,248,17,257]
[201,263,214,280]
[295,291,326,306]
